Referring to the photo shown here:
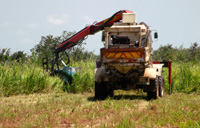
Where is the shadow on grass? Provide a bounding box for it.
[87,94,147,102]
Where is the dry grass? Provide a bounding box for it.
[0,91,200,128]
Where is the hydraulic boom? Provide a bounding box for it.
[43,10,133,83]
[55,10,133,56]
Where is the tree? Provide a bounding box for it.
[31,31,76,61]
[153,44,176,61]
[153,43,200,63]
[188,42,199,61]
[0,48,10,64]
[176,45,186,62]
[31,30,99,62]
[10,51,27,62]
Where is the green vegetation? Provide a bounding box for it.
[0,61,63,97]
[0,60,96,97]
[30,31,99,63]
[63,60,96,93]
[0,60,199,97]
[162,62,200,94]
[0,31,99,96]
[0,48,27,64]
[153,42,200,62]
[165,63,200,94]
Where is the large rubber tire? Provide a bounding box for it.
[147,76,159,100]
[108,88,114,97]
[158,75,165,97]
[95,82,108,100]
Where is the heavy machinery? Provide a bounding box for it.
[43,10,172,100]
[43,10,133,83]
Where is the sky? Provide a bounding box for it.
[0,0,200,55]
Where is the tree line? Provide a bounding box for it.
[0,30,199,64]
[31,31,99,63]
[153,42,200,63]
[0,31,99,64]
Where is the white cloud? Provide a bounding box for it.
[22,38,35,45]
[27,23,38,29]
[47,13,69,25]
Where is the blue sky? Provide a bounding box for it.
[0,0,200,55]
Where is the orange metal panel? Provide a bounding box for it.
[100,48,145,62]
[106,52,142,59]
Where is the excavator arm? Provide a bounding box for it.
[55,10,133,56]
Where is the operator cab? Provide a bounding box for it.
[103,24,149,49]
[102,13,152,49]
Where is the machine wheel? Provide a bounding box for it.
[158,75,165,97]
[108,88,114,97]
[147,76,159,100]
[95,82,108,100]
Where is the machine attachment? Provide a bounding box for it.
[42,51,76,83]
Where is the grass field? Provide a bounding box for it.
[0,61,200,127]
[0,91,200,127]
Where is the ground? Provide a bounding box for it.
[0,91,200,128]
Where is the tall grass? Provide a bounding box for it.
[66,61,200,94]
[63,60,96,93]
[0,61,63,96]
[163,62,200,94]
[0,60,199,97]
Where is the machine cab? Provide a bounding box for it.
[101,13,153,64]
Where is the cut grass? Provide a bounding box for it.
[0,91,200,127]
